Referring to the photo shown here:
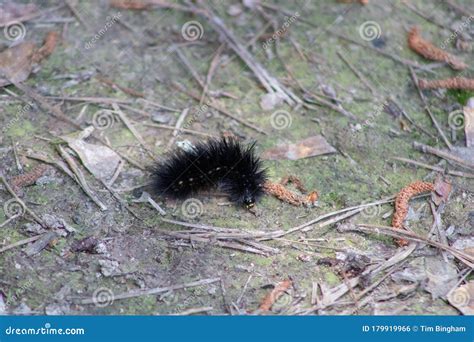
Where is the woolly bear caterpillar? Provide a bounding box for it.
[153,138,267,208]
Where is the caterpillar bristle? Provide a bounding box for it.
[153,137,267,207]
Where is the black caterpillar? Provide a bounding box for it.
[153,138,267,208]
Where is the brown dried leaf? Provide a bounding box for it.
[262,135,336,161]
[258,279,292,312]
[0,31,59,87]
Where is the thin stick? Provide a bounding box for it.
[79,278,221,304]
[0,175,44,226]
[0,214,21,229]
[0,234,44,253]
[112,104,155,158]
[172,82,268,135]
[144,123,217,138]
[355,224,474,268]
[260,2,437,73]
[57,145,108,211]
[304,93,357,120]
[167,107,189,149]
[13,84,145,170]
[172,306,214,315]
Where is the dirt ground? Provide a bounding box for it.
[0,0,473,315]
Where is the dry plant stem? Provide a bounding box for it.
[388,96,437,139]
[171,307,214,315]
[0,214,21,229]
[0,234,44,253]
[392,157,474,178]
[198,5,302,107]
[404,4,470,41]
[57,145,108,211]
[336,51,377,95]
[200,43,225,105]
[413,141,474,170]
[409,67,453,150]
[304,93,357,120]
[65,0,88,27]
[171,82,267,135]
[112,103,155,158]
[79,278,221,304]
[407,27,467,70]
[0,5,64,26]
[24,152,140,220]
[298,244,418,314]
[152,1,301,106]
[45,95,133,105]
[174,47,205,88]
[166,107,189,149]
[418,77,474,90]
[13,84,145,170]
[96,76,145,98]
[0,175,45,226]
